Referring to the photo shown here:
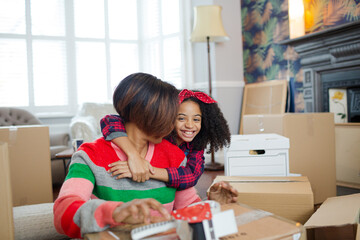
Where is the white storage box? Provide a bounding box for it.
[225,134,290,176]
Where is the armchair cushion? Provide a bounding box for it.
[50,132,70,147]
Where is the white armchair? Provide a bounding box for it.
[70,102,117,143]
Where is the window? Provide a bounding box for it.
[0,0,186,115]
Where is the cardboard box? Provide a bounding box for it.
[220,203,305,240]
[224,134,290,176]
[335,124,360,186]
[0,126,53,206]
[211,176,314,224]
[243,113,336,204]
[305,193,360,240]
[0,142,15,240]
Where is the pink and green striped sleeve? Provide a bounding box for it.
[53,153,123,238]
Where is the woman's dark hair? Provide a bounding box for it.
[113,72,179,137]
[170,90,231,153]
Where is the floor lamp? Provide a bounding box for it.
[191,5,229,171]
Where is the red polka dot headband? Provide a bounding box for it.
[178,89,217,104]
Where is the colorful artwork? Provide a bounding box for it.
[241,0,360,113]
[304,0,360,33]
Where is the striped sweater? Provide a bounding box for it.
[53,138,200,238]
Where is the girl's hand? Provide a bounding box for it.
[112,198,171,225]
[208,181,238,204]
[127,152,154,182]
[108,161,132,179]
[111,137,154,182]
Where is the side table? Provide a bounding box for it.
[55,148,74,176]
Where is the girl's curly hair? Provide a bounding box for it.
[170,91,231,154]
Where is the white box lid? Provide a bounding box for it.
[228,133,290,150]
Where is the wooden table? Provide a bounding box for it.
[83,170,225,239]
[55,148,74,175]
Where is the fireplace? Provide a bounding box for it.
[280,21,360,122]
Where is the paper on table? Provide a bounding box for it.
[203,209,238,240]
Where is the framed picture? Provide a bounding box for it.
[329,88,347,123]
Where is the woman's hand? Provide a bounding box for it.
[112,198,171,225]
[208,181,238,204]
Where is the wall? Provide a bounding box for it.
[191,0,244,134]
[240,0,304,112]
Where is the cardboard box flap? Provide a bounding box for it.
[214,175,310,183]
[221,203,305,239]
[228,133,290,150]
[214,176,313,195]
[305,194,360,228]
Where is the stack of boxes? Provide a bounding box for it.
[222,133,313,225]
[210,112,353,239]
[242,113,336,204]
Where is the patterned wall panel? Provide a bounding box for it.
[241,0,360,113]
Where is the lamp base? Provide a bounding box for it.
[204,162,224,171]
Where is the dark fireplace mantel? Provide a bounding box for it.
[280,21,360,113]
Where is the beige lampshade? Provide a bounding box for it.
[191,5,229,42]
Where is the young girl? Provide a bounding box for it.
[101,89,231,190]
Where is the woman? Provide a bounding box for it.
[53,73,237,238]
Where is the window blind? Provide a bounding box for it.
[0,0,185,115]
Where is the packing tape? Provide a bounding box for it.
[257,115,265,132]
[8,126,18,146]
[269,86,273,113]
[235,209,273,226]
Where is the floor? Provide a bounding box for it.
[52,170,360,201]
